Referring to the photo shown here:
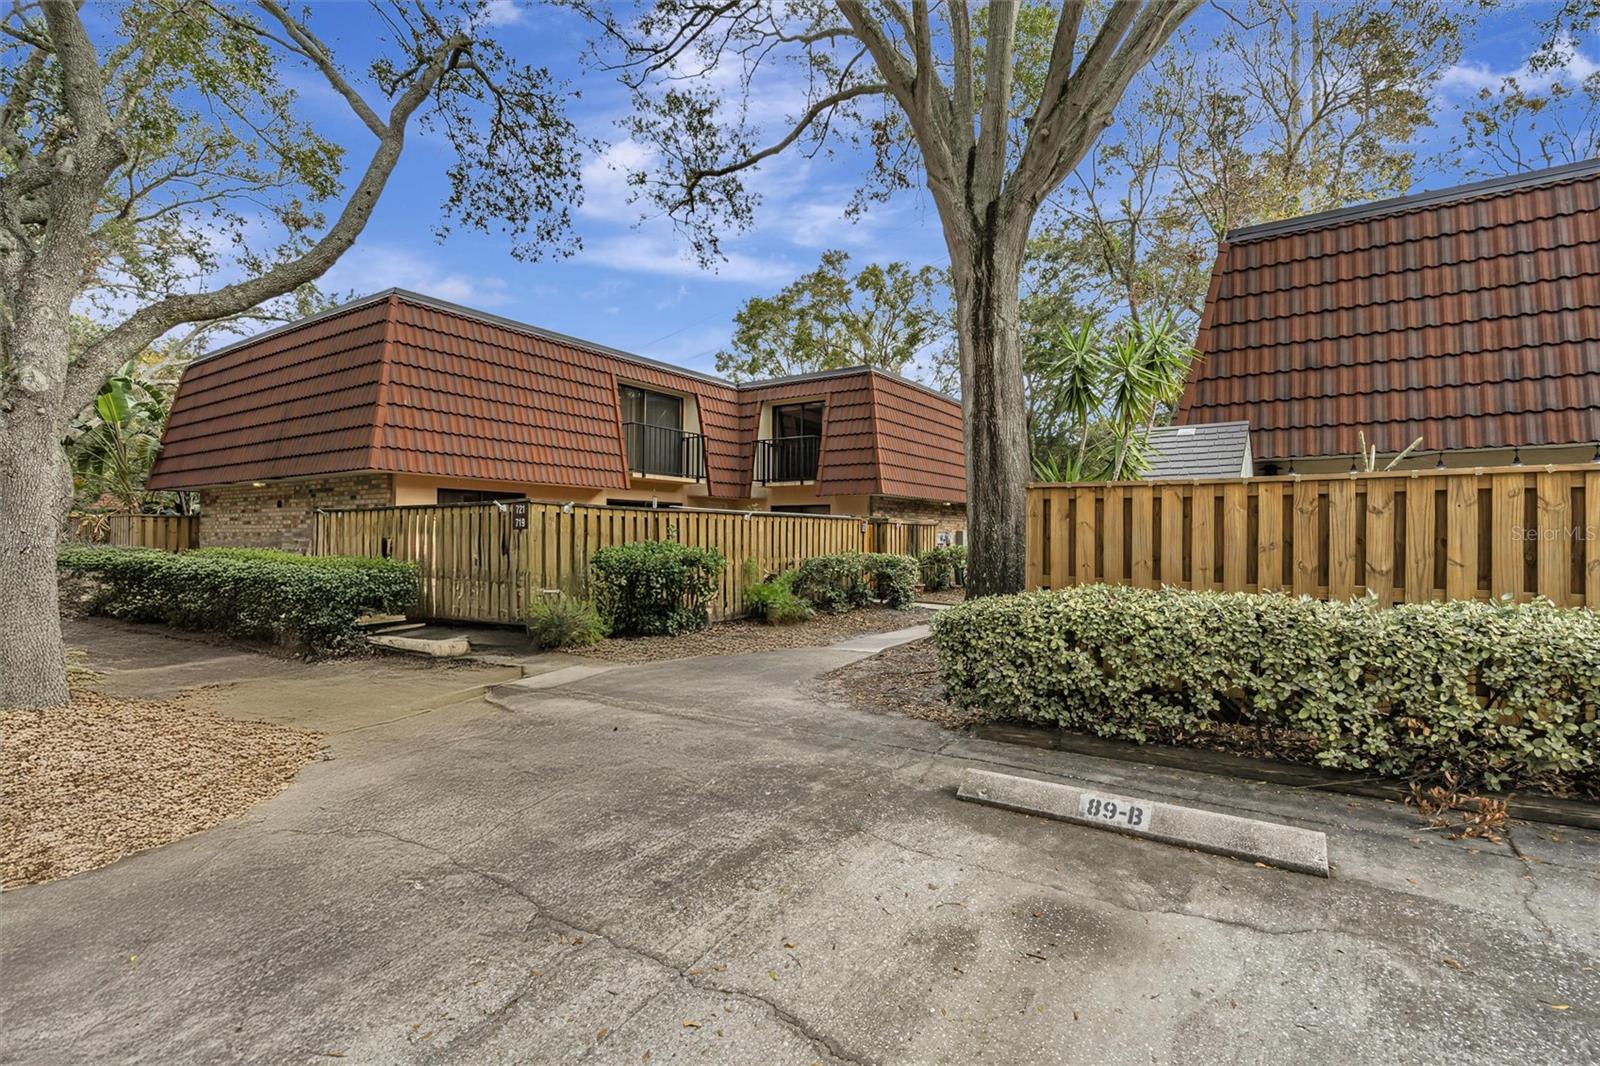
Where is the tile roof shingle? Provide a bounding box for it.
[147,290,967,504]
[1178,159,1600,461]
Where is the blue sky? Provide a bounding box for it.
[273,3,1595,376]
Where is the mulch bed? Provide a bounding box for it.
[812,637,984,729]
[914,588,966,606]
[570,607,936,665]
[2,688,322,889]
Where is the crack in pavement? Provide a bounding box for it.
[1503,825,1553,935]
[283,826,872,1066]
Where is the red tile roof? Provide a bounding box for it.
[148,290,967,503]
[1178,159,1600,461]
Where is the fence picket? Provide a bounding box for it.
[311,500,933,624]
[1023,465,1595,610]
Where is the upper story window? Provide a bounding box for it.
[757,400,825,483]
[620,384,683,430]
[618,384,704,479]
[772,401,824,439]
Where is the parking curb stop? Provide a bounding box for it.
[957,767,1330,877]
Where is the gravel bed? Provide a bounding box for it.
[570,607,936,664]
[914,588,966,606]
[2,690,322,888]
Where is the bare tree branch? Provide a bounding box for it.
[63,26,466,414]
[680,81,889,205]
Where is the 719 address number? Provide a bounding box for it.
[1077,792,1154,833]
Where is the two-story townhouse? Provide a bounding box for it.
[145,289,967,551]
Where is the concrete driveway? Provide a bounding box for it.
[4,621,1597,1064]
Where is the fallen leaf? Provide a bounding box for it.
[1442,958,1463,970]
[1550,1004,1570,1011]
[597,1029,610,1042]
[783,941,798,949]
[682,1020,702,1029]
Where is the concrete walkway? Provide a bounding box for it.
[3,619,1597,1064]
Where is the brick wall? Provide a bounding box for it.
[199,473,393,552]
[869,495,967,545]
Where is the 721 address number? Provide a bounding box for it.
[1077,792,1154,833]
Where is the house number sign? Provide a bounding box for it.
[512,501,529,530]
[1077,792,1154,833]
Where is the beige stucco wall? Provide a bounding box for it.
[199,473,394,552]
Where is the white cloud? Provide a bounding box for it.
[325,242,514,306]
[580,139,656,222]
[1439,42,1600,94]
[779,200,881,249]
[482,0,525,27]
[581,232,797,284]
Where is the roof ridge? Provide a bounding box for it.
[1226,157,1600,244]
[187,288,964,406]
[367,293,399,472]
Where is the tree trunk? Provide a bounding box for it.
[1,403,73,708]
[950,223,1031,597]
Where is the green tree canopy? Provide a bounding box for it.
[2,0,585,707]
[716,250,948,382]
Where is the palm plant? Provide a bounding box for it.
[1106,314,1198,480]
[1047,321,1107,476]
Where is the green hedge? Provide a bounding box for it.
[590,540,725,636]
[58,545,417,654]
[931,585,1600,796]
[918,546,966,591]
[791,552,917,613]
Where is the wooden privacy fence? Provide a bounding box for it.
[313,500,936,624]
[1027,465,1600,609]
[66,513,200,551]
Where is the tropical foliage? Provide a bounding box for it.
[1028,315,1198,482]
[66,357,176,513]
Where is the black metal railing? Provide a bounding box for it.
[623,422,706,480]
[754,435,821,483]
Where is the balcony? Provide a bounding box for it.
[624,422,706,480]
[754,435,821,483]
